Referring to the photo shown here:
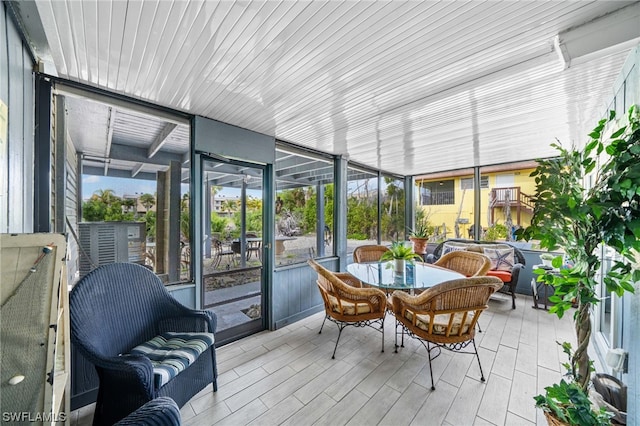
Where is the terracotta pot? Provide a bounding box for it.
[409,237,429,255]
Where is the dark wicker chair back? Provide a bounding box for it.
[71,263,188,357]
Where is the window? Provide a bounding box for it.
[347,166,379,255]
[460,176,488,190]
[275,145,334,266]
[78,148,192,284]
[381,175,405,245]
[418,180,454,206]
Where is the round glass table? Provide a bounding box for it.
[346,261,465,292]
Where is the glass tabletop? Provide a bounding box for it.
[346,261,465,291]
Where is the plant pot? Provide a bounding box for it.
[543,411,569,426]
[541,259,553,267]
[394,259,406,274]
[409,237,429,255]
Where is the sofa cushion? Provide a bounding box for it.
[483,247,515,272]
[486,270,512,283]
[442,242,469,255]
[129,332,215,388]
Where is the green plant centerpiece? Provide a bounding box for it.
[517,105,640,423]
[380,241,423,273]
[408,218,433,255]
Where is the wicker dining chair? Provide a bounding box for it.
[390,276,503,390]
[308,259,387,358]
[433,250,492,277]
[352,245,390,263]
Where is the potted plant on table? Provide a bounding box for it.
[539,253,555,268]
[408,218,433,255]
[380,241,423,273]
[517,105,640,424]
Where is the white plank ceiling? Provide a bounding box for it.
[12,0,640,176]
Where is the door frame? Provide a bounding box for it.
[195,153,274,345]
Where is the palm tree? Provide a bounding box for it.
[94,189,116,204]
[139,193,155,212]
[221,199,237,216]
[210,185,221,210]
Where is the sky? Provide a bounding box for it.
[82,175,245,200]
[82,175,157,199]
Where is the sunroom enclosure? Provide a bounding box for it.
[2,1,640,419]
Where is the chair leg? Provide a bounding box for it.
[393,319,404,353]
[380,317,385,353]
[319,315,328,334]
[426,341,436,391]
[331,323,346,359]
[472,339,486,382]
[511,286,516,309]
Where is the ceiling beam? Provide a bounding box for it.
[104,107,115,176]
[131,163,144,178]
[53,83,190,125]
[109,143,185,165]
[83,166,157,181]
[555,2,640,68]
[148,123,178,158]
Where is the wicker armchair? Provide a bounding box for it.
[70,263,218,425]
[308,259,387,358]
[390,276,503,390]
[114,397,181,426]
[427,239,525,309]
[353,245,390,263]
[433,250,492,277]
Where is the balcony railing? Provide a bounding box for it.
[421,191,455,206]
[489,186,534,225]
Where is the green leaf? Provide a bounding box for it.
[611,126,626,138]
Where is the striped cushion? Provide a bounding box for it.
[129,332,215,388]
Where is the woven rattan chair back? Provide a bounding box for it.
[308,259,387,358]
[353,245,390,263]
[433,250,491,277]
[390,276,503,390]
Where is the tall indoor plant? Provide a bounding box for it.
[518,105,640,397]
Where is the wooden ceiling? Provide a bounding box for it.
[9,1,640,176]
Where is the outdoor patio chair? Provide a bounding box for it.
[433,250,492,277]
[353,244,390,263]
[390,276,503,390]
[246,232,262,261]
[213,238,236,268]
[70,263,218,425]
[308,259,387,359]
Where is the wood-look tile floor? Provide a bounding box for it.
[70,294,575,426]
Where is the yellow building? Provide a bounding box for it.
[415,161,538,241]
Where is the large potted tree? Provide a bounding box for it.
[517,105,640,424]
